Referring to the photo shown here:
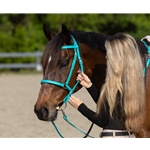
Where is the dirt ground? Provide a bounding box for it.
[0,73,102,138]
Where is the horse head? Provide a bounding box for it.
[34,24,108,121]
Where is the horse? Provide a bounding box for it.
[34,23,150,138]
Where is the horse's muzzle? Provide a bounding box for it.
[34,106,58,121]
[34,106,49,120]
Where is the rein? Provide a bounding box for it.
[41,35,94,138]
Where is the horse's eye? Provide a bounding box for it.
[59,59,69,69]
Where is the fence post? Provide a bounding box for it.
[36,51,42,71]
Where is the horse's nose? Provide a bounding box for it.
[34,106,49,120]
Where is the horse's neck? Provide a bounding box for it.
[84,40,147,91]
[82,46,107,90]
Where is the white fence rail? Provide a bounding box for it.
[0,52,43,71]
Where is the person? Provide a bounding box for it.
[69,33,145,138]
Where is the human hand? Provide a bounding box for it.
[76,70,92,88]
[69,95,83,109]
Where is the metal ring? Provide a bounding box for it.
[56,101,67,111]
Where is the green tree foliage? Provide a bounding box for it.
[0,14,150,65]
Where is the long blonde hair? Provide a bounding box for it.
[96,33,145,133]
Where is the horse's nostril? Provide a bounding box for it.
[40,107,49,119]
[34,105,49,120]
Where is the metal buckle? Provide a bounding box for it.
[56,101,67,111]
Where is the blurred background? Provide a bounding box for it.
[0,14,150,138]
[0,14,150,71]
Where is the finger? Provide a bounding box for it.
[71,95,77,100]
[70,95,74,100]
[81,72,87,78]
[77,75,83,81]
[77,76,83,81]
[78,74,82,78]
[77,69,81,73]
[77,72,83,77]
[68,100,72,104]
[69,96,73,101]
[71,95,75,99]
[77,70,84,75]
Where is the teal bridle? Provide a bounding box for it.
[41,35,84,105]
[40,35,94,138]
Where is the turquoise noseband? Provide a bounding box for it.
[41,35,84,104]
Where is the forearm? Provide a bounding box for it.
[86,84,100,103]
[78,103,108,128]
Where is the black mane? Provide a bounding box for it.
[70,31,110,52]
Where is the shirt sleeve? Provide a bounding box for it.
[78,103,109,128]
[86,84,100,103]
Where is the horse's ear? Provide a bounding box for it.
[43,24,55,41]
[61,24,71,44]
